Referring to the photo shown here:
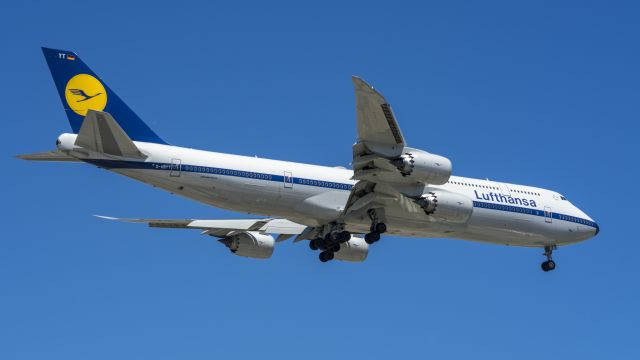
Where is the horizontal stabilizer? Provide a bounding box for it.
[76,110,146,159]
[16,150,81,162]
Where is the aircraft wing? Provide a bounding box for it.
[343,77,439,222]
[96,216,307,241]
[351,77,416,185]
[353,76,406,152]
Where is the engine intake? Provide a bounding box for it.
[392,149,452,185]
[416,190,473,223]
[219,231,275,259]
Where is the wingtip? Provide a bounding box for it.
[352,75,366,84]
[352,76,377,93]
[94,215,119,221]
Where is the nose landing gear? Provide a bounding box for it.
[541,245,556,272]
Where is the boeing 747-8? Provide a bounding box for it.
[19,48,599,271]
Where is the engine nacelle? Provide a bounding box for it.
[416,190,473,223]
[392,149,452,185]
[219,231,275,259]
[334,236,369,262]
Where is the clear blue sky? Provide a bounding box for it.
[1,1,638,359]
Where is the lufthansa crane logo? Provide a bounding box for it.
[64,74,107,115]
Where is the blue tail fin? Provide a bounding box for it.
[41,47,167,144]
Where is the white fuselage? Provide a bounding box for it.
[57,134,598,248]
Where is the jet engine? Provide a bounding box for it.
[391,149,452,185]
[219,231,275,259]
[416,190,473,223]
[334,236,369,262]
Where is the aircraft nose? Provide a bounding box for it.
[575,207,599,239]
[583,215,599,238]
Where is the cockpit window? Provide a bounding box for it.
[560,195,567,201]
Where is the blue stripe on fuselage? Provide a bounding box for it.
[86,159,354,191]
[87,159,597,229]
[473,201,598,228]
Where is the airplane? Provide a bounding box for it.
[19,47,599,272]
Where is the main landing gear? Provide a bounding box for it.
[364,209,387,244]
[309,229,351,262]
[541,245,557,272]
[310,211,388,262]
[365,222,386,244]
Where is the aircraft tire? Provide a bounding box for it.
[365,232,380,244]
[319,251,334,262]
[338,231,351,242]
[375,223,387,234]
[541,260,556,272]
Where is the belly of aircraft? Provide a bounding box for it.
[110,167,554,247]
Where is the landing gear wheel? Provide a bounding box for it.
[541,245,556,272]
[374,222,387,234]
[309,239,319,251]
[319,251,335,262]
[331,243,341,252]
[365,232,380,244]
[337,231,351,243]
[325,232,336,242]
[541,260,556,272]
[314,238,328,250]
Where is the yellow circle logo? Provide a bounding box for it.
[64,74,107,116]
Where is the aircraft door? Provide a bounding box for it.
[544,206,553,223]
[283,171,293,189]
[170,158,181,177]
[498,182,511,196]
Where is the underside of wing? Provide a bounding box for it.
[96,216,307,241]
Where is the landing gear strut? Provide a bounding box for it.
[541,245,556,272]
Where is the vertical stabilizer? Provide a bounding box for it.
[41,47,167,144]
